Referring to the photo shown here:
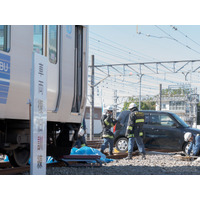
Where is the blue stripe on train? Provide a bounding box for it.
[0,98,7,104]
[0,72,10,80]
[0,92,8,99]
[0,53,10,105]
[0,53,10,62]
[0,80,10,86]
[0,61,10,74]
[0,85,9,93]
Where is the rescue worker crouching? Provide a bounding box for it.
[100,106,117,156]
[184,132,200,156]
[74,118,87,148]
[125,103,146,160]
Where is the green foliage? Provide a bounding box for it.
[162,88,190,96]
[122,97,156,111]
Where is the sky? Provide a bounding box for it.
[87,25,200,110]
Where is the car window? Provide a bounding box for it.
[117,111,130,124]
[150,114,176,127]
[150,114,161,125]
[160,115,176,127]
[144,114,149,124]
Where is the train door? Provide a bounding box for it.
[46,25,60,111]
[71,25,83,113]
[33,25,60,112]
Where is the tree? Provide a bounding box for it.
[122,97,156,111]
[162,88,190,96]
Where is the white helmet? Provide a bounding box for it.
[128,103,137,110]
[106,106,113,111]
[184,132,192,142]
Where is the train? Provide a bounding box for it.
[0,25,88,167]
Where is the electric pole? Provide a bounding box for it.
[90,55,94,141]
[159,84,162,111]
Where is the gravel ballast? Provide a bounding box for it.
[45,152,200,175]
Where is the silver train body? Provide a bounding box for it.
[0,25,88,166]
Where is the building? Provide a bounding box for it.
[84,106,102,136]
[156,84,199,127]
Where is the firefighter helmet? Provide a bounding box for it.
[128,103,137,110]
[106,106,113,111]
[184,132,192,142]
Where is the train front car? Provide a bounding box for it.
[0,25,88,167]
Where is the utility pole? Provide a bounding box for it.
[159,84,162,111]
[90,55,94,141]
[138,64,144,110]
[113,90,117,119]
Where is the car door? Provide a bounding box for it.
[144,113,182,150]
[143,113,160,148]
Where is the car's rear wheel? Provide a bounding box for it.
[115,137,128,152]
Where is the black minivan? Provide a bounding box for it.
[114,110,200,153]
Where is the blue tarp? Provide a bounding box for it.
[4,146,114,164]
[4,155,57,164]
[70,146,115,163]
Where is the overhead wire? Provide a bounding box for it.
[90,37,149,62]
[90,31,160,61]
[171,25,200,48]
[89,27,200,104]
[155,25,200,55]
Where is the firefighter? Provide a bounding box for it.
[184,132,200,156]
[74,118,87,148]
[100,106,117,156]
[125,103,146,160]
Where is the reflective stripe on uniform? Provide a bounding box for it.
[135,119,144,123]
[127,126,133,130]
[103,134,114,139]
[139,132,143,136]
[104,120,114,127]
[81,144,86,147]
[104,119,110,126]
[128,134,135,138]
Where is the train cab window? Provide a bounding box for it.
[33,25,43,54]
[71,25,83,113]
[0,25,10,52]
[49,25,58,64]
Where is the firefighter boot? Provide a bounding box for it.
[124,153,132,160]
[109,152,113,156]
[100,149,104,154]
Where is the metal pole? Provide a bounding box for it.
[113,90,117,119]
[90,55,94,141]
[139,76,141,110]
[138,64,143,110]
[160,84,162,111]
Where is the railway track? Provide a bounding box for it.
[0,139,180,174]
[0,161,66,175]
[0,152,135,175]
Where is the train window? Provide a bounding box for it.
[0,25,10,52]
[71,25,83,113]
[49,25,57,64]
[33,25,43,55]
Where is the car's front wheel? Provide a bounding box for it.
[115,137,128,152]
[183,142,191,155]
